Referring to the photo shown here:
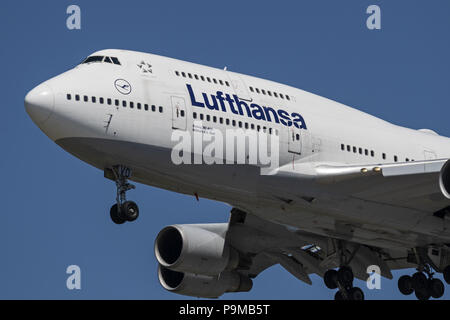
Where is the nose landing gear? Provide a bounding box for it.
[106,165,139,224]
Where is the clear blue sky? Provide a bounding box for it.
[2,0,450,299]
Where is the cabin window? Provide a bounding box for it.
[67,94,71,100]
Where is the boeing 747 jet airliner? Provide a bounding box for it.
[25,49,450,300]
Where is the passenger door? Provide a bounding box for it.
[104,98,120,137]
[226,72,252,101]
[288,127,302,154]
[171,96,187,130]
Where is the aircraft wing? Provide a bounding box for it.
[311,158,450,213]
[224,208,414,285]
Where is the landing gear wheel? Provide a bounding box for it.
[122,201,139,222]
[415,287,431,301]
[334,290,346,300]
[324,270,338,289]
[428,278,444,299]
[412,272,428,291]
[398,275,414,295]
[348,287,365,300]
[337,266,354,287]
[110,204,126,224]
[444,265,450,285]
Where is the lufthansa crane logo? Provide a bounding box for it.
[114,79,132,95]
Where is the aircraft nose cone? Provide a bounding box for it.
[24,83,55,125]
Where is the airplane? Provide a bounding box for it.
[24,49,450,300]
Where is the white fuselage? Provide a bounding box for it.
[25,49,450,250]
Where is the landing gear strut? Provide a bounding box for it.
[107,165,139,224]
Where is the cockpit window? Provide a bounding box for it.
[82,56,104,64]
[111,57,121,65]
[81,55,121,65]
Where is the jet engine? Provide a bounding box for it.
[439,160,450,199]
[158,265,252,298]
[154,223,252,298]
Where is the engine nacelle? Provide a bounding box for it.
[158,265,252,298]
[154,223,239,275]
[440,160,450,199]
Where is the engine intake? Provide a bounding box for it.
[440,160,450,199]
[154,224,238,275]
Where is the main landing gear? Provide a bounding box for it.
[107,165,139,224]
[398,264,446,300]
[324,266,365,300]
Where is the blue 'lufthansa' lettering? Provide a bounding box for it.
[186,84,307,130]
